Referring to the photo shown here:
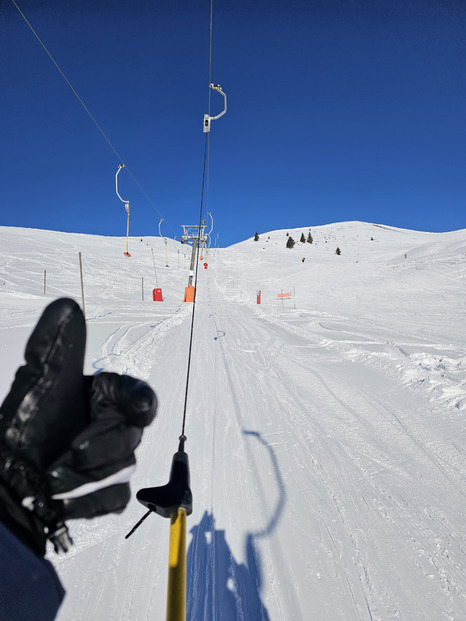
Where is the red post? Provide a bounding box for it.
[257,290,261,304]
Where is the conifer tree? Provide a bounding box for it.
[335,247,341,255]
[286,236,295,249]
[300,233,306,243]
[307,231,313,244]
[254,232,259,241]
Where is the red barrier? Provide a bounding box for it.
[153,288,163,301]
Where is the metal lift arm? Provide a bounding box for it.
[203,83,227,132]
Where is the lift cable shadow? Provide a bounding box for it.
[186,430,286,620]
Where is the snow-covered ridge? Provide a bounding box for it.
[231,220,466,263]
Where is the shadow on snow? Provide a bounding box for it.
[187,430,286,620]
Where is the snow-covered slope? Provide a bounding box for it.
[1,222,465,620]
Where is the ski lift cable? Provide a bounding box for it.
[180,133,210,439]
[208,1,213,116]
[126,83,209,621]
[128,7,220,620]
[10,0,178,239]
[181,0,219,439]
[10,0,125,163]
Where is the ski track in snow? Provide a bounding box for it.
[0,223,466,620]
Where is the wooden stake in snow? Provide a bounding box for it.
[79,252,85,318]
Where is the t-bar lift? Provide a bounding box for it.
[203,83,227,133]
[115,164,131,257]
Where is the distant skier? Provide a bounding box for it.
[0,298,157,620]
[301,257,305,263]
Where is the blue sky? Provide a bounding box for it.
[1,0,465,247]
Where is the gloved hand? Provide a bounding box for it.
[46,371,156,520]
[0,298,157,556]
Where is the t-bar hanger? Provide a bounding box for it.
[115,164,131,257]
[203,83,227,133]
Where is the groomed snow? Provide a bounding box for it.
[0,222,465,620]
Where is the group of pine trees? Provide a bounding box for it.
[285,230,313,248]
[254,230,341,254]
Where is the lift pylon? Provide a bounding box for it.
[180,223,208,300]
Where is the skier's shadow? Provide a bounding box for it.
[187,431,286,620]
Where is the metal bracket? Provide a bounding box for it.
[203,83,227,133]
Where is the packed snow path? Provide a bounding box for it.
[0,224,465,620]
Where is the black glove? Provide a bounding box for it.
[46,372,156,520]
[0,298,157,556]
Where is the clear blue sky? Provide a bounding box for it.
[1,0,465,247]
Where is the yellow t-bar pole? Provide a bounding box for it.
[166,508,187,621]
[133,438,192,621]
[125,203,130,255]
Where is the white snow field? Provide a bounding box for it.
[0,221,465,621]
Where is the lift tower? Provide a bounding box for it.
[181,223,208,290]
